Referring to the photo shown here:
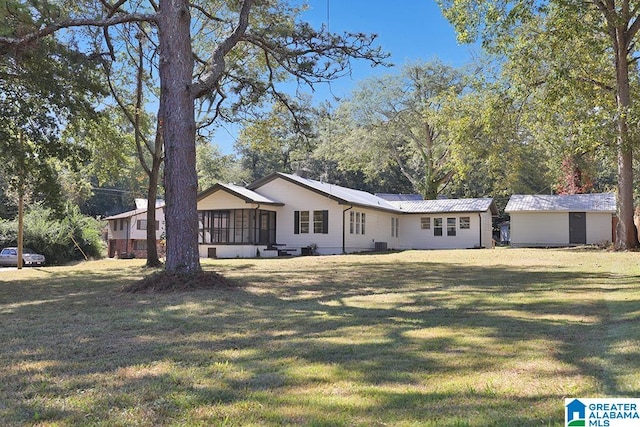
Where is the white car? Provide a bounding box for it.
[0,247,46,267]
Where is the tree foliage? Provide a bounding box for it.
[315,61,464,199]
[440,76,553,199]
[438,0,640,248]
[196,141,246,190]
[0,204,105,265]
[0,0,107,214]
[235,97,317,182]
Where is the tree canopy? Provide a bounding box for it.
[438,0,640,248]
[315,61,464,199]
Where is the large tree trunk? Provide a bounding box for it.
[145,165,162,268]
[613,25,637,250]
[158,0,201,274]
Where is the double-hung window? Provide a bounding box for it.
[447,218,457,236]
[391,217,399,237]
[434,218,443,236]
[298,211,310,234]
[295,210,328,234]
[137,220,160,231]
[350,211,366,235]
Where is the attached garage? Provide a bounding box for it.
[505,193,616,247]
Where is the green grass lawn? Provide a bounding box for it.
[1,248,639,426]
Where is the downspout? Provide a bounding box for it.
[343,206,353,254]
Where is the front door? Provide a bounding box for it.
[569,212,587,244]
[259,212,269,244]
[259,211,277,245]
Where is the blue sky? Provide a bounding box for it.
[213,0,477,154]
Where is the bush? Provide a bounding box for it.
[0,204,105,265]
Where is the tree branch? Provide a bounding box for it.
[106,0,130,18]
[191,0,254,99]
[189,2,226,23]
[628,15,640,42]
[0,14,157,51]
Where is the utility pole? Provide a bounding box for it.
[17,130,24,270]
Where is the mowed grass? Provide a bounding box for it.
[1,249,640,426]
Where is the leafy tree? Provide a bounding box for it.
[60,107,142,211]
[441,77,552,198]
[235,98,317,182]
[316,61,464,199]
[196,141,247,190]
[438,0,640,248]
[1,7,106,267]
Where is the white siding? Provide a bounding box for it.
[256,179,344,254]
[198,191,256,210]
[585,213,613,244]
[400,213,487,249]
[343,208,399,253]
[510,212,568,247]
[109,219,130,240]
[510,211,612,246]
[198,244,280,259]
[195,176,497,256]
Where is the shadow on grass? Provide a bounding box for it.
[1,257,639,425]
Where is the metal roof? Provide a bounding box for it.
[249,172,401,212]
[375,193,424,202]
[505,193,616,213]
[391,198,499,215]
[248,173,498,215]
[218,183,283,205]
[197,183,283,205]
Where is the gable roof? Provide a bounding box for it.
[505,193,616,213]
[104,201,165,220]
[197,183,283,206]
[390,198,499,215]
[248,172,498,215]
[248,172,400,213]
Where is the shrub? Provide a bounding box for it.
[0,204,105,265]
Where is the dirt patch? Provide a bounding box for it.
[121,270,237,293]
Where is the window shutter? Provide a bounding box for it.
[294,211,300,234]
[322,210,328,234]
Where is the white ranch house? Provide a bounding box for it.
[505,193,616,247]
[196,172,498,258]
